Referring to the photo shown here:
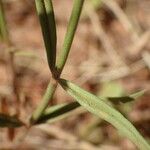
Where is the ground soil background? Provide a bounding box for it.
[0,0,150,149]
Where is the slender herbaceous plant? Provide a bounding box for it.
[0,1,150,149]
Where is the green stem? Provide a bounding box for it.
[35,0,56,73]
[30,78,58,124]
[31,0,57,124]
[0,0,10,44]
[31,0,85,124]
[56,0,84,75]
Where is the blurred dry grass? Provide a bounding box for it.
[0,0,150,149]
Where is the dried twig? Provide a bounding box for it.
[89,6,126,66]
[101,0,139,42]
[127,30,150,55]
[37,124,99,150]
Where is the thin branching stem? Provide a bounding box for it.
[30,78,58,124]
[35,0,56,73]
[56,0,84,76]
[30,0,84,124]
[30,0,57,124]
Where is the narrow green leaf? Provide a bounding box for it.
[130,90,146,99]
[43,0,57,56]
[36,101,81,124]
[107,96,136,104]
[107,90,145,104]
[35,0,56,73]
[98,82,145,104]
[56,0,84,75]
[59,79,150,150]
[0,113,24,128]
